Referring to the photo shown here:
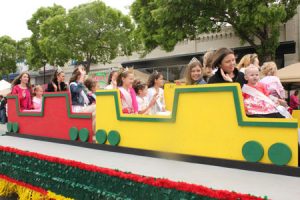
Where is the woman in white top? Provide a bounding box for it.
[147,71,168,115]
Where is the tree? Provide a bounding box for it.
[26,4,66,70]
[16,38,31,63]
[0,36,17,76]
[131,0,300,62]
[67,1,135,73]
[39,14,71,66]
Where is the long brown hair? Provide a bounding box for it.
[107,71,118,85]
[211,48,234,69]
[116,69,133,87]
[69,68,82,84]
[147,71,163,88]
[11,72,31,90]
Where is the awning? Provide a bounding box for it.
[277,62,300,83]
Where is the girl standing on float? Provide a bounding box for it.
[11,72,33,110]
[47,67,67,92]
[32,85,44,111]
[117,69,138,114]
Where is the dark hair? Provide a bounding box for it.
[147,71,163,88]
[84,78,97,91]
[52,69,64,83]
[295,90,299,96]
[211,48,234,69]
[116,69,133,87]
[11,72,32,91]
[133,80,147,94]
[0,95,3,98]
[107,71,118,85]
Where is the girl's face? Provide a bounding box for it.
[57,72,65,82]
[122,73,134,88]
[220,54,236,74]
[205,67,213,77]
[191,65,202,82]
[139,86,148,97]
[112,72,118,81]
[20,74,29,85]
[155,75,164,87]
[36,88,43,97]
[91,85,97,93]
[245,68,259,85]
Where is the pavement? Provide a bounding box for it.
[0,135,299,200]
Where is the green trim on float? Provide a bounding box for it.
[69,127,79,141]
[6,93,91,119]
[96,129,107,144]
[12,123,19,133]
[242,141,264,162]
[108,130,120,146]
[268,143,292,166]
[7,122,12,132]
[96,86,297,128]
[79,128,89,142]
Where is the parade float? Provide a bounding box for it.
[2,83,299,199]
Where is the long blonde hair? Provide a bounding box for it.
[184,58,204,85]
[237,53,259,70]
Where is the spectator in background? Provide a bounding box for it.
[0,95,7,124]
[290,91,299,112]
[47,67,67,92]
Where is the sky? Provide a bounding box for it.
[0,0,134,41]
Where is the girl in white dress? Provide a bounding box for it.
[147,71,169,115]
[133,80,158,114]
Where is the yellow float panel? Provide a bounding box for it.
[96,83,298,167]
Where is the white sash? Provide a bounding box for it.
[119,87,133,110]
[242,84,291,118]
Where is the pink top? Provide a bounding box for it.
[11,85,33,110]
[259,76,285,99]
[32,96,42,111]
[290,95,299,110]
[242,83,278,115]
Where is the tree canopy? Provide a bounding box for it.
[131,0,300,61]
[0,36,17,76]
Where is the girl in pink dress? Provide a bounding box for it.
[117,69,138,114]
[242,66,286,118]
[32,85,44,111]
[11,72,33,111]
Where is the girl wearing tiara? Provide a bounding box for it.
[117,68,138,114]
[184,57,207,85]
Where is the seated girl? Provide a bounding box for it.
[32,85,44,111]
[133,80,158,114]
[147,71,170,115]
[11,72,33,111]
[184,57,207,85]
[105,71,118,90]
[242,65,289,118]
[84,78,97,105]
[47,67,67,92]
[117,69,138,114]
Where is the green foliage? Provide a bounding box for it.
[26,4,66,70]
[67,1,134,73]
[0,36,17,76]
[16,38,31,63]
[131,0,300,61]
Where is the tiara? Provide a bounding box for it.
[120,67,134,74]
[189,57,200,65]
[57,66,64,74]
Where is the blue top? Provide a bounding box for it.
[195,79,207,85]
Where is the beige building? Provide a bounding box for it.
[32,6,300,85]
